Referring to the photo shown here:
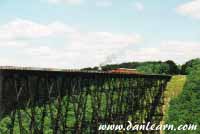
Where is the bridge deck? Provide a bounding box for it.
[0,66,171,79]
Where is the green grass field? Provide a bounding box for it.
[163,75,186,121]
[160,75,186,134]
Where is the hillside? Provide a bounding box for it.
[162,76,186,129]
[165,59,200,134]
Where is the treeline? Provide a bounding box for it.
[83,60,180,74]
[83,59,199,75]
[181,58,200,74]
[166,58,200,133]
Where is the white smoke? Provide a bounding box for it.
[99,44,133,70]
[99,53,117,68]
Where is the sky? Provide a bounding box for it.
[0,0,200,69]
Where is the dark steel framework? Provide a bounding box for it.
[0,68,171,134]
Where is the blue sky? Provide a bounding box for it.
[0,0,200,68]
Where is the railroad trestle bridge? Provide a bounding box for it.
[0,67,171,134]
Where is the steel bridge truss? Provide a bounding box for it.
[0,68,171,134]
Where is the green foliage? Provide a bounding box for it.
[165,64,200,134]
[83,60,180,75]
[136,62,170,74]
[163,75,186,115]
[166,60,180,74]
[181,58,200,75]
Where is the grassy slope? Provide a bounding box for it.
[161,75,186,133]
[164,76,186,106]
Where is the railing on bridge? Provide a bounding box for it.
[0,66,171,134]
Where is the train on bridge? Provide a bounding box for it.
[107,68,141,74]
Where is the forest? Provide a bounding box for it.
[84,58,200,133]
[166,58,200,134]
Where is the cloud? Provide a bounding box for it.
[0,19,199,68]
[0,19,142,68]
[47,0,113,7]
[0,19,75,40]
[1,19,199,68]
[122,40,200,64]
[95,0,112,7]
[176,0,200,19]
[0,40,28,47]
[47,0,82,5]
[135,2,144,12]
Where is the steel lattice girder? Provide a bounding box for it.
[0,67,171,133]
